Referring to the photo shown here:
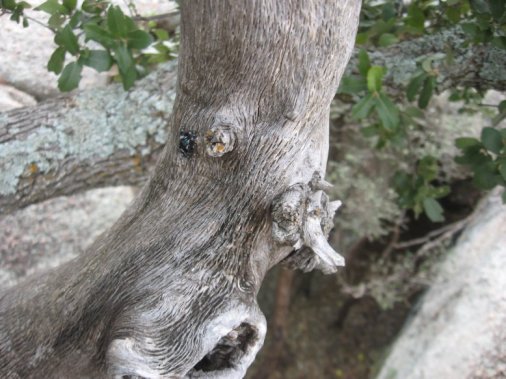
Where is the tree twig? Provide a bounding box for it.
[381,212,405,258]
[394,218,470,251]
[1,10,56,32]
[133,10,179,23]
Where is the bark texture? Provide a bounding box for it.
[353,26,506,97]
[1,26,504,215]
[0,62,177,214]
[0,1,361,378]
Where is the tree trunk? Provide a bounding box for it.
[2,26,505,215]
[0,1,361,378]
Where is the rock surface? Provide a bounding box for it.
[0,1,177,99]
[0,83,36,111]
[376,191,506,379]
[0,186,134,289]
[0,12,107,99]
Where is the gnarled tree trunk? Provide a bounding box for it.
[2,25,505,215]
[0,1,361,378]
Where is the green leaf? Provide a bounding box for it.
[446,6,461,23]
[502,189,506,204]
[455,137,481,149]
[58,61,82,91]
[127,30,153,49]
[469,0,491,14]
[491,36,506,50]
[481,127,503,154]
[381,2,396,20]
[47,13,65,28]
[423,197,444,222]
[123,15,138,32]
[1,0,17,11]
[83,24,115,47]
[81,50,112,72]
[422,58,434,73]
[114,44,137,89]
[120,66,137,90]
[461,23,478,38]
[454,145,491,166]
[393,171,412,192]
[406,4,425,32]
[17,1,31,8]
[351,93,375,119]
[378,33,399,47]
[107,5,127,37]
[376,93,399,130]
[405,106,424,119]
[417,156,438,181]
[81,0,106,14]
[499,100,506,113]
[428,185,451,199]
[499,160,506,181]
[338,76,367,94]
[35,0,67,15]
[55,24,80,55]
[9,8,21,22]
[407,73,426,102]
[473,164,500,189]
[367,66,385,93]
[418,76,435,109]
[62,0,76,11]
[355,32,368,45]
[361,125,378,138]
[494,113,506,127]
[47,46,66,74]
[68,10,81,28]
[358,49,370,78]
[153,28,169,41]
[114,44,133,73]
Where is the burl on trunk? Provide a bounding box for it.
[0,1,360,378]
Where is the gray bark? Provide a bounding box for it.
[1,26,504,215]
[0,62,177,214]
[354,26,506,97]
[0,1,360,378]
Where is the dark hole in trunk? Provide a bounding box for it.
[192,322,258,373]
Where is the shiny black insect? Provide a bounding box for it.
[179,131,197,157]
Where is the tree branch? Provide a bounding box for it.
[347,26,506,95]
[0,62,177,214]
[1,27,504,214]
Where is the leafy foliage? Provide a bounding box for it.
[337,0,506,221]
[455,127,506,200]
[1,0,178,91]
[393,157,450,222]
[340,49,403,147]
[0,0,31,25]
[357,0,506,49]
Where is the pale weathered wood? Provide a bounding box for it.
[0,62,178,215]
[0,1,361,378]
[1,25,505,215]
